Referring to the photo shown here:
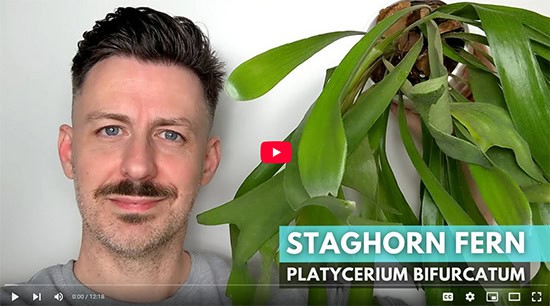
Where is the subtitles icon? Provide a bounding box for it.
[486,292,498,302]
[260,141,292,164]
[465,292,475,302]
[508,292,521,302]
[442,292,454,302]
[531,291,542,303]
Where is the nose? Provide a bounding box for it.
[120,135,158,182]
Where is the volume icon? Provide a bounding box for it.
[54,292,63,301]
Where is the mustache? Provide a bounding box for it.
[94,180,178,199]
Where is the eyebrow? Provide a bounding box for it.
[86,111,130,124]
[86,111,193,129]
[151,117,193,129]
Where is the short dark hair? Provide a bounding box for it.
[71,7,224,121]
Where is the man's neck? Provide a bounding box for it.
[73,231,191,303]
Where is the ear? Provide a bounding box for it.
[200,137,221,186]
[58,124,74,179]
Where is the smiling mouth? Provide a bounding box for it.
[108,196,166,212]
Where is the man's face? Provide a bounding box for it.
[58,56,220,258]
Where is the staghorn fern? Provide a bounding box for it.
[199,2,550,305]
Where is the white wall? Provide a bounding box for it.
[1,0,548,299]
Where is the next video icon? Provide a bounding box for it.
[33,293,42,301]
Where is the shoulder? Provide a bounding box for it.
[26,261,73,285]
[172,251,231,305]
[190,250,231,270]
[1,261,74,305]
[187,250,231,285]
[5,260,72,286]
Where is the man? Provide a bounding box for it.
[1,7,230,305]
[1,6,407,306]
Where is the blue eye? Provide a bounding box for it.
[101,126,120,136]
[161,130,183,142]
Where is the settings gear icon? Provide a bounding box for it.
[465,292,475,302]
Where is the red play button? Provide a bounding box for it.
[260,141,292,164]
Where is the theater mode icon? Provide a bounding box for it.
[260,141,292,164]
[508,292,521,302]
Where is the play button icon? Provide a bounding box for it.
[11,292,19,301]
[261,141,292,164]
